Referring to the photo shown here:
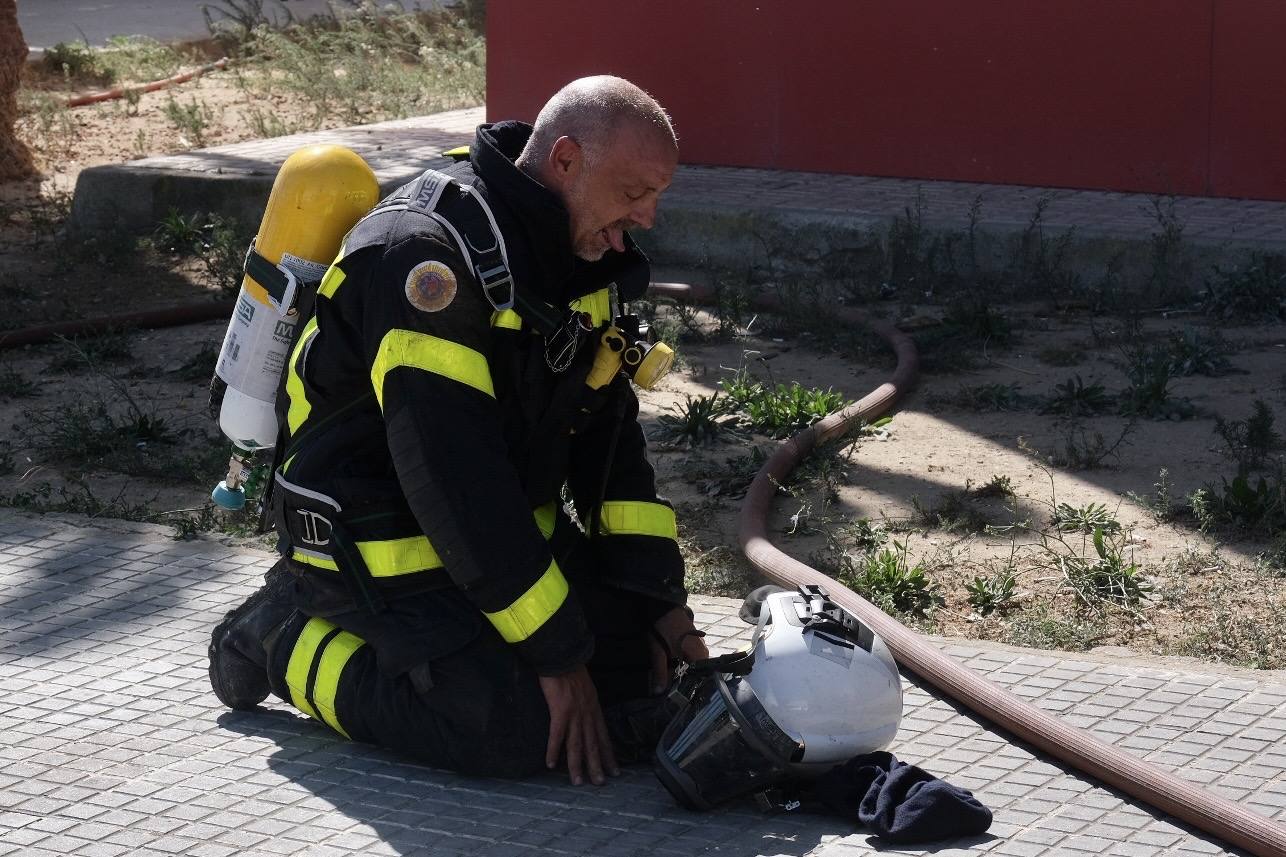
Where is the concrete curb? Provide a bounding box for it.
[66,107,1286,298]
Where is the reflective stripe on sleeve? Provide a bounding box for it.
[569,288,613,327]
[285,316,320,435]
[490,309,523,330]
[284,617,363,739]
[597,501,678,540]
[318,262,346,299]
[370,329,494,408]
[483,559,569,643]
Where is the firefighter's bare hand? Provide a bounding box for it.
[650,606,710,694]
[539,667,619,786]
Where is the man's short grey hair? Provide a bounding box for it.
[519,75,677,169]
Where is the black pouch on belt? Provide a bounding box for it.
[273,474,387,615]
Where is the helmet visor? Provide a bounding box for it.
[653,672,797,810]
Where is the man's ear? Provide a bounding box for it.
[546,136,583,189]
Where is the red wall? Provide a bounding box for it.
[487,1,1286,201]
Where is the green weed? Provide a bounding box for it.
[1202,253,1286,322]
[1009,194,1078,296]
[1128,468,1178,523]
[966,566,1018,616]
[43,41,107,81]
[974,474,1016,499]
[912,489,993,535]
[1120,344,1191,419]
[719,370,849,438]
[940,382,1031,412]
[941,297,1013,348]
[834,541,938,616]
[162,96,217,147]
[1174,586,1286,670]
[1059,528,1150,609]
[656,393,734,446]
[1027,421,1135,470]
[177,341,221,383]
[1190,470,1286,537]
[21,399,174,466]
[1146,196,1193,301]
[244,104,298,139]
[2,478,156,522]
[1040,375,1111,417]
[1051,501,1121,533]
[153,209,206,254]
[1213,400,1281,473]
[200,215,252,293]
[16,91,80,161]
[1002,605,1105,652]
[1167,328,1234,377]
[48,330,135,373]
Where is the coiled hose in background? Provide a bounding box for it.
[648,281,1286,857]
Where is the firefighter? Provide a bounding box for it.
[209,76,709,786]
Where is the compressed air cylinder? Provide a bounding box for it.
[210,145,379,451]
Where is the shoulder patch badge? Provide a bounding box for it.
[404,260,457,313]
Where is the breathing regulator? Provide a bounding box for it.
[585,314,675,391]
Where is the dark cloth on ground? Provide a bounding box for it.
[805,751,993,843]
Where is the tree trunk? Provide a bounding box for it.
[0,0,35,181]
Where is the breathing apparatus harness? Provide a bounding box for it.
[260,162,673,612]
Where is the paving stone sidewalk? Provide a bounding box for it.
[1,509,1284,856]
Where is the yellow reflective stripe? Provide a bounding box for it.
[490,309,523,330]
[370,329,493,409]
[598,501,678,540]
[318,262,346,299]
[312,627,363,739]
[292,534,443,576]
[534,502,556,540]
[290,505,555,576]
[569,288,612,326]
[285,617,364,739]
[285,316,319,435]
[483,559,568,643]
[285,617,332,722]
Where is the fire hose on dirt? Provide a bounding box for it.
[649,280,1286,857]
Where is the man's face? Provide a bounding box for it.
[558,127,678,262]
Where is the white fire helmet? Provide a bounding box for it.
[654,585,903,810]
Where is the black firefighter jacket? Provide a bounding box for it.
[274,122,687,677]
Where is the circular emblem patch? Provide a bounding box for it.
[404,260,457,313]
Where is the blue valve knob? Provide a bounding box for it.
[211,481,246,511]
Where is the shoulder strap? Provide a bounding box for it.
[404,168,565,337]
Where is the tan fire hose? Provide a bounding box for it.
[65,58,230,108]
[648,281,1286,857]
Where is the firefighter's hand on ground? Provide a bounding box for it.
[539,667,619,786]
[650,605,710,694]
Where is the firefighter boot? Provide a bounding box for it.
[208,568,295,710]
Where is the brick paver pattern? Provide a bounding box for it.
[1,511,1283,856]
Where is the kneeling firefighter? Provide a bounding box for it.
[654,585,903,810]
[208,109,702,782]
